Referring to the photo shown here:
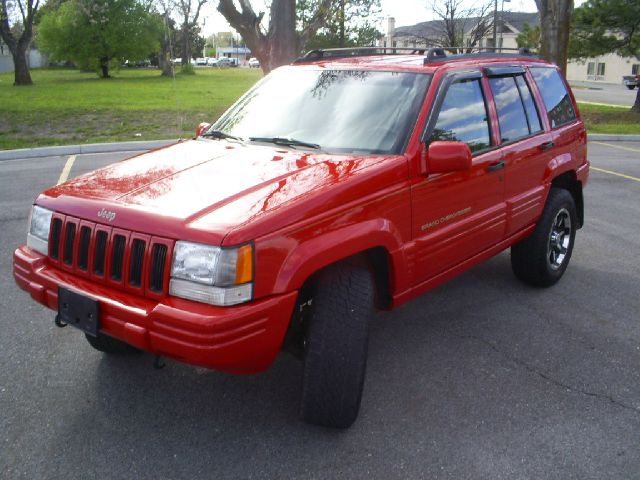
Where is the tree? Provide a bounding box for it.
[38,0,161,78]
[535,0,573,75]
[299,0,381,50]
[217,0,336,74]
[0,0,41,85]
[424,0,493,52]
[173,0,206,65]
[516,22,540,50]
[570,0,640,112]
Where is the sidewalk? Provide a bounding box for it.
[0,139,180,161]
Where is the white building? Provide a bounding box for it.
[383,12,639,86]
[216,46,251,64]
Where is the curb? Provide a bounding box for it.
[588,134,640,142]
[0,139,180,161]
[1,134,638,161]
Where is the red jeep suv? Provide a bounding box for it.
[14,47,589,428]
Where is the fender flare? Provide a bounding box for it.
[272,218,405,294]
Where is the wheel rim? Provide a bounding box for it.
[547,207,572,270]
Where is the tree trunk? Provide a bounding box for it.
[99,56,110,78]
[12,44,33,86]
[181,24,191,65]
[218,0,334,75]
[159,31,174,76]
[338,0,345,48]
[536,0,573,76]
[632,87,640,113]
[266,0,297,72]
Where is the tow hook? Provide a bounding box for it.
[153,355,166,370]
[54,314,67,328]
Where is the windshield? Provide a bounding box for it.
[212,67,431,154]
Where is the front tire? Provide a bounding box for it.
[511,188,577,287]
[85,332,141,354]
[300,263,374,429]
[627,85,636,90]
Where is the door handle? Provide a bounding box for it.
[539,141,555,151]
[486,160,505,172]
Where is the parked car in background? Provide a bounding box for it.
[216,57,234,68]
[249,57,260,68]
[196,58,208,66]
[207,57,218,67]
[623,74,640,90]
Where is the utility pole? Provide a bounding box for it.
[492,0,497,49]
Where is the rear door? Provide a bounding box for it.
[485,67,550,235]
[410,70,506,284]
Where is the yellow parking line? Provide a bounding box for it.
[591,141,640,154]
[57,155,76,185]
[591,166,640,183]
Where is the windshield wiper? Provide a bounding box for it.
[249,137,321,150]
[200,130,243,141]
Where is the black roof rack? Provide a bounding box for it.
[293,47,429,63]
[422,46,537,65]
[292,46,538,65]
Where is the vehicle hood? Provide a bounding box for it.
[38,139,402,244]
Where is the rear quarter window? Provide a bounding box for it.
[530,67,576,128]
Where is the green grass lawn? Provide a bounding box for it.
[577,102,640,135]
[1,68,638,151]
[0,67,263,150]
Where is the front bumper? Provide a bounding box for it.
[14,245,297,374]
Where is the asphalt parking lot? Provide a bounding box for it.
[1,142,639,479]
[570,80,638,106]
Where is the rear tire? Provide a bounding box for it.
[300,263,374,429]
[511,188,577,287]
[85,332,141,354]
[626,85,636,90]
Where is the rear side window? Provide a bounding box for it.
[488,76,530,142]
[530,67,576,128]
[488,75,543,143]
[429,78,490,153]
[515,75,542,134]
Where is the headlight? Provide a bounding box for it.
[27,205,53,255]
[169,241,253,306]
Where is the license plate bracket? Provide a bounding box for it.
[58,287,100,337]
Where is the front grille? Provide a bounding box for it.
[48,214,173,298]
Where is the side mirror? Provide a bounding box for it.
[421,141,472,175]
[196,122,211,137]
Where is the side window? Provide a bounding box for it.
[429,78,490,153]
[488,76,530,142]
[530,67,576,128]
[515,75,542,134]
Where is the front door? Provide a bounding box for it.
[410,73,506,284]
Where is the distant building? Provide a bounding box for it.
[0,38,48,74]
[216,46,251,64]
[383,12,639,85]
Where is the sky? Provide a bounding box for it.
[199,0,548,38]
